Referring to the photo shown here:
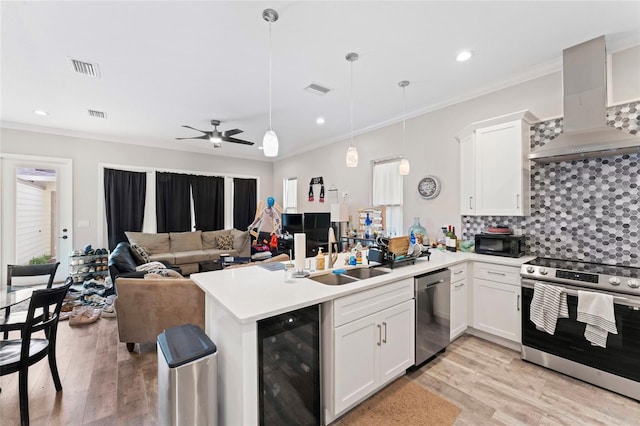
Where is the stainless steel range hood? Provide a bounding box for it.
[529,36,640,163]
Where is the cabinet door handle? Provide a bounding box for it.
[377,324,382,346]
[454,270,464,275]
[454,283,465,288]
[517,294,521,311]
[516,193,520,209]
[469,196,473,210]
[488,271,506,276]
[382,322,387,343]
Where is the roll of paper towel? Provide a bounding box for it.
[294,233,306,271]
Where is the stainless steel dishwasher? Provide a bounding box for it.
[413,268,451,367]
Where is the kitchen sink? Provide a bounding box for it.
[308,267,389,285]
[342,268,389,279]
[309,273,358,286]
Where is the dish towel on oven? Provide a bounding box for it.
[577,290,617,348]
[530,282,569,335]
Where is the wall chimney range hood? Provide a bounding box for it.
[529,36,640,163]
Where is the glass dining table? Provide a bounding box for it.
[0,287,34,325]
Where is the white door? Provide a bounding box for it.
[475,120,523,215]
[379,300,415,385]
[459,133,476,215]
[473,278,521,342]
[450,280,468,340]
[333,314,379,415]
[1,154,73,284]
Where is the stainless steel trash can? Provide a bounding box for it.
[157,324,217,426]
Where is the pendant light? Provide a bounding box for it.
[262,8,279,157]
[345,52,359,168]
[398,80,411,175]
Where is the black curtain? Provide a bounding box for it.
[191,175,225,231]
[233,178,257,230]
[104,168,146,250]
[156,172,191,233]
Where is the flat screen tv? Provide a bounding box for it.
[282,213,303,235]
[303,212,330,257]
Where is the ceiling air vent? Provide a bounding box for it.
[305,83,331,96]
[88,110,107,119]
[69,58,101,78]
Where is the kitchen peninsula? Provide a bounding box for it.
[191,250,534,425]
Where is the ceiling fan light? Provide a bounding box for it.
[345,146,358,168]
[263,129,279,157]
[209,133,222,144]
[399,158,411,175]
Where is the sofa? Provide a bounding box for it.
[124,229,250,275]
[115,276,205,352]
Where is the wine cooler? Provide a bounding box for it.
[258,304,321,426]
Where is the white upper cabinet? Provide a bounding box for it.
[459,133,476,215]
[456,110,538,216]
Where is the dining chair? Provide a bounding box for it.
[0,282,71,426]
[7,262,60,288]
[4,262,62,339]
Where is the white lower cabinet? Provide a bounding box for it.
[324,278,415,421]
[334,300,414,414]
[450,264,468,340]
[472,263,521,343]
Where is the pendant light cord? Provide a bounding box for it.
[268,21,273,131]
[402,85,406,150]
[350,59,354,147]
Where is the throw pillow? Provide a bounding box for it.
[130,243,150,264]
[216,235,234,251]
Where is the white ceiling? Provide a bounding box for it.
[1,1,639,162]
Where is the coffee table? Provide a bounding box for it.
[199,257,251,272]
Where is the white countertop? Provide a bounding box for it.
[191,250,535,324]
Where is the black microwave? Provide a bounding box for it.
[475,234,525,257]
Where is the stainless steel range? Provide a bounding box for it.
[520,257,640,401]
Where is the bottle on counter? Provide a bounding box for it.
[316,247,325,270]
[448,226,458,252]
[438,227,447,250]
[364,213,373,239]
[408,217,427,245]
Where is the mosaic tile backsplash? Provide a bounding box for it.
[462,102,639,266]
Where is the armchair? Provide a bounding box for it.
[114,277,205,352]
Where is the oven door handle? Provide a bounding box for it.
[521,279,640,308]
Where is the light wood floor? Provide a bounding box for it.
[1,318,638,425]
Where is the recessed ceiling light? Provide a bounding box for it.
[316,117,325,125]
[456,50,473,62]
[33,110,49,116]
[258,146,264,150]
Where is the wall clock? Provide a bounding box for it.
[417,175,441,200]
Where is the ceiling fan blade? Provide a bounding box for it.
[223,137,254,145]
[181,125,208,134]
[223,129,243,137]
[176,135,210,141]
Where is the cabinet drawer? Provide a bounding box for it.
[450,264,467,283]
[334,278,413,327]
[474,262,519,285]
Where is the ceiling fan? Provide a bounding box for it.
[176,119,254,148]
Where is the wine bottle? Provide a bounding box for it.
[450,226,458,252]
[445,225,453,251]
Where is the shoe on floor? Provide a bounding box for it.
[101,305,116,318]
[69,307,101,326]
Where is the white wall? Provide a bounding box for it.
[273,45,639,243]
[273,71,563,242]
[0,129,273,249]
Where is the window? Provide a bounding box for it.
[283,177,298,213]
[372,158,403,236]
